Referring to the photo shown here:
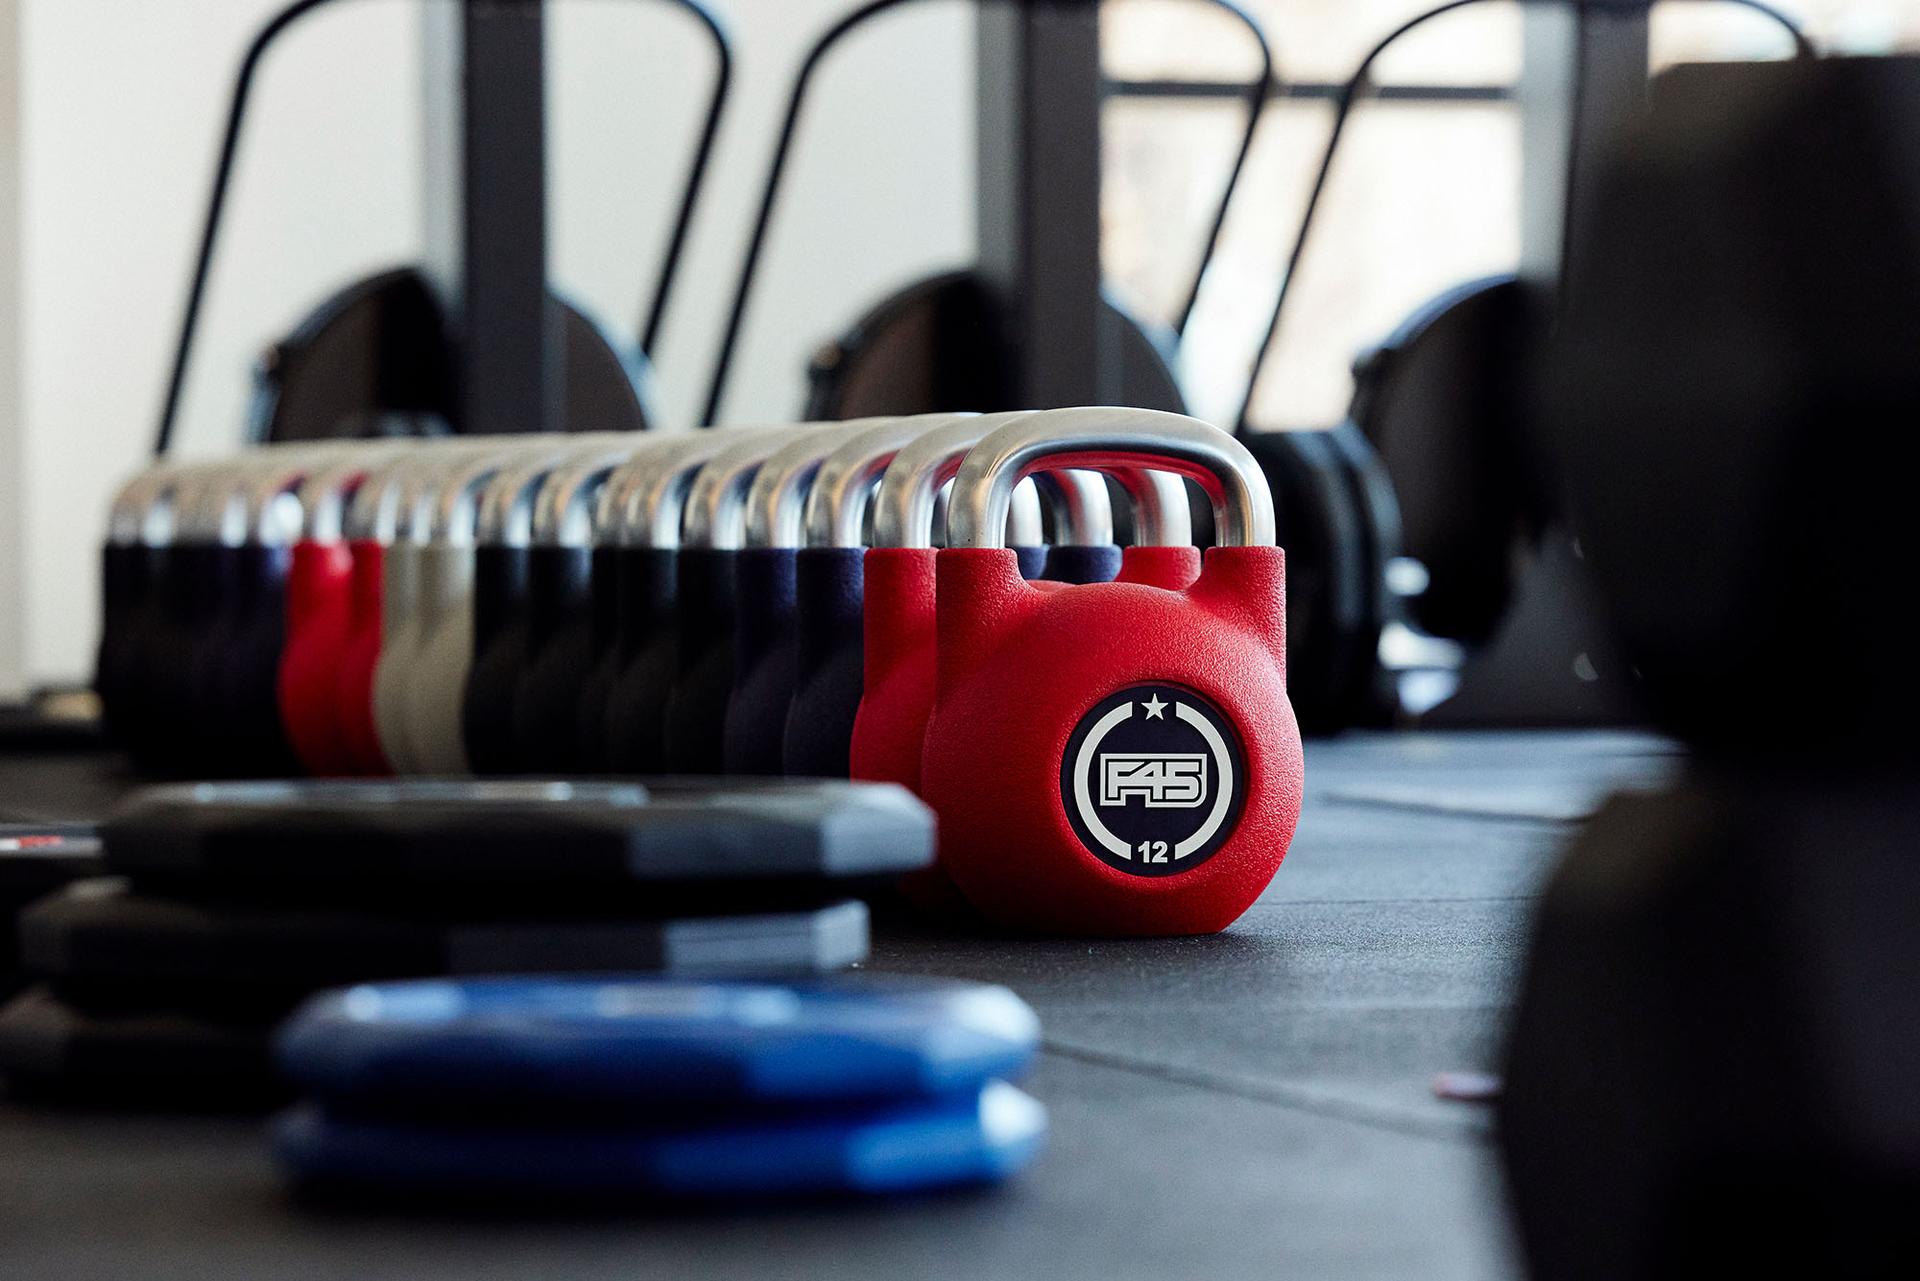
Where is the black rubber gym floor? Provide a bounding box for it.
[0,731,1676,1280]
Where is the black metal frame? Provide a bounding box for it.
[699,0,1274,426]
[1231,0,1814,432]
[1108,78,1511,102]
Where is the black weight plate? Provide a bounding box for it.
[1,826,104,903]
[20,880,869,1015]
[0,986,283,1109]
[804,271,1185,422]
[1322,419,1407,728]
[804,271,1191,547]
[252,267,653,441]
[1239,428,1368,734]
[99,779,933,899]
[1347,275,1530,646]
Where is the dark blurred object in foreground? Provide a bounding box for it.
[1505,55,1920,1281]
[1503,778,1920,1281]
[1546,56,1920,756]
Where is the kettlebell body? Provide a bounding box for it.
[919,408,1302,936]
[596,432,755,773]
[402,542,481,774]
[510,441,648,773]
[663,426,830,773]
[924,547,1298,934]
[279,538,361,774]
[371,538,427,771]
[332,539,392,774]
[796,413,1046,781]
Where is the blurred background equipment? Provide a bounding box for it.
[1502,52,1920,1280]
[155,0,736,453]
[703,0,1271,427]
[1234,0,1813,734]
[9,0,1920,1273]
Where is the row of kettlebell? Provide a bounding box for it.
[99,408,1303,934]
[102,412,1165,779]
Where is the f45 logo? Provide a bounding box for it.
[1099,754,1208,808]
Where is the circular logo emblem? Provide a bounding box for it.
[1058,683,1248,877]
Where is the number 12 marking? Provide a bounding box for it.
[1136,840,1170,863]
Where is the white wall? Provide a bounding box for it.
[8,0,974,686]
[2,0,23,698]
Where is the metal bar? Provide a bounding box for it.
[1105,78,1515,102]
[636,0,732,359]
[152,0,339,456]
[698,0,917,427]
[977,1,1114,409]
[1520,2,1647,302]
[421,0,560,436]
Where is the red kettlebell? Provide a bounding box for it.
[850,412,1201,914]
[279,530,360,774]
[330,452,437,776]
[850,412,1044,813]
[1112,469,1201,591]
[279,449,404,775]
[920,408,1302,936]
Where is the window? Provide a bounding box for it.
[1097,0,1911,429]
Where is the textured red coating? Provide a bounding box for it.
[853,542,1207,916]
[277,539,360,775]
[332,539,391,776]
[921,546,1302,936]
[846,548,969,913]
[1116,544,1202,590]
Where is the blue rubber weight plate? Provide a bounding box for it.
[272,1082,1046,1199]
[278,976,1041,1110]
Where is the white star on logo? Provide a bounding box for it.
[1142,694,1168,720]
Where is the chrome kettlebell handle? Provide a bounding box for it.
[802,413,993,549]
[948,408,1275,551]
[683,422,838,551]
[473,440,599,547]
[1029,470,1114,547]
[871,413,1049,550]
[296,442,413,542]
[226,443,348,546]
[427,440,547,545]
[600,429,763,550]
[107,461,200,546]
[530,437,660,548]
[743,417,896,549]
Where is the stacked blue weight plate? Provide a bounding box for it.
[272,974,1048,1201]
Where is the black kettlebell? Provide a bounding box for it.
[659,430,800,773]
[598,433,766,773]
[510,442,641,772]
[722,422,884,776]
[462,448,578,775]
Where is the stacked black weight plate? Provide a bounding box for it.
[0,779,935,1108]
[2,826,105,999]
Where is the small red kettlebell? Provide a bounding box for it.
[920,408,1303,936]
